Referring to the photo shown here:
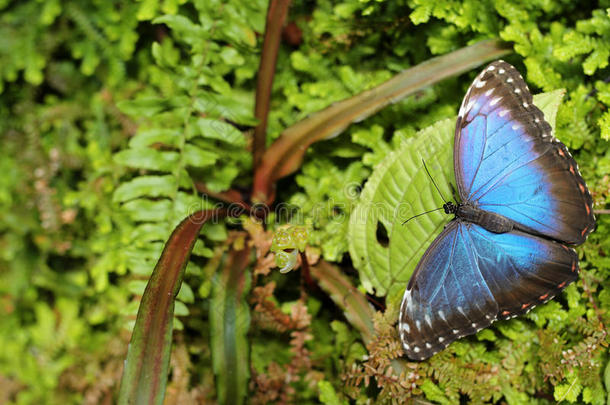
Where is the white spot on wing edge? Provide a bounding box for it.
[457,306,466,317]
[490,97,502,106]
[400,288,412,315]
[465,98,477,112]
[425,313,432,327]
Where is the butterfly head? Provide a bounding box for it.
[443,201,458,215]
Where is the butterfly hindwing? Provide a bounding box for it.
[454,61,595,244]
[399,222,579,360]
[399,222,498,360]
[464,225,579,320]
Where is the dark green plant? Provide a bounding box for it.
[0,1,608,404]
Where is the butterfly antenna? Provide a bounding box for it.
[402,207,444,225]
[422,158,447,203]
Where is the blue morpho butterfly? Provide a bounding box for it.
[399,60,596,361]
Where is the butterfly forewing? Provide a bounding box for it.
[454,61,595,245]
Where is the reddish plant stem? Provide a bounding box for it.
[252,0,291,169]
[252,39,511,205]
[298,250,316,296]
[194,181,251,211]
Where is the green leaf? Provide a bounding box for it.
[176,282,194,304]
[348,118,454,299]
[191,239,214,257]
[117,98,170,117]
[421,379,452,405]
[136,0,158,21]
[581,386,606,405]
[118,210,218,405]
[309,261,377,347]
[348,91,564,301]
[193,90,258,126]
[220,46,245,66]
[122,199,172,222]
[151,39,180,68]
[210,247,251,405]
[533,89,565,133]
[113,175,176,203]
[598,111,610,141]
[153,15,207,44]
[192,117,246,146]
[130,224,172,242]
[476,329,497,342]
[318,380,348,405]
[129,128,182,148]
[554,374,583,403]
[114,148,180,171]
[604,361,610,405]
[128,280,148,295]
[410,4,432,25]
[502,384,531,405]
[182,144,218,168]
[219,18,256,47]
[173,300,189,316]
[527,300,569,329]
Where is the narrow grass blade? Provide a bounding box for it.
[210,246,252,405]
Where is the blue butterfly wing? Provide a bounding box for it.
[399,221,578,361]
[454,61,595,244]
[466,225,578,320]
[399,222,497,360]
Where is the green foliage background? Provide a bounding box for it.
[0,0,609,403]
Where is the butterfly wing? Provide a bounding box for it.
[454,60,595,245]
[467,224,578,321]
[399,221,578,361]
[399,221,498,360]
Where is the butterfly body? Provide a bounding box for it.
[445,202,514,234]
[399,61,595,361]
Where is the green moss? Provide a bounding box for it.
[0,0,608,403]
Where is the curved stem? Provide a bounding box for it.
[252,39,512,204]
[253,0,292,169]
